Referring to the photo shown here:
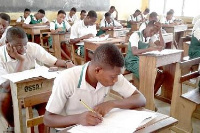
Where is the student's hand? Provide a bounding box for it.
[56,28,63,32]
[78,111,103,126]
[93,101,114,117]
[82,34,94,39]
[154,22,162,29]
[66,61,75,68]
[36,23,43,26]
[7,44,25,61]
[150,46,163,51]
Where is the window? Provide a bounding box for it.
[184,0,200,17]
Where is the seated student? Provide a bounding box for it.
[0,27,74,133]
[189,28,200,59]
[192,14,200,25]
[44,43,146,130]
[192,19,200,33]
[97,12,122,36]
[139,12,158,32]
[23,9,49,28]
[16,8,31,23]
[49,10,71,60]
[160,11,177,27]
[65,7,78,23]
[125,21,165,93]
[74,10,87,23]
[127,9,143,28]
[70,10,97,57]
[142,8,150,20]
[0,13,12,46]
[103,6,118,20]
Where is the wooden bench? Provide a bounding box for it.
[170,57,200,133]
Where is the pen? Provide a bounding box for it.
[79,99,95,113]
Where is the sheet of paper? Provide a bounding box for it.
[68,108,155,133]
[84,35,109,42]
[1,66,60,83]
[33,25,48,28]
[142,49,183,55]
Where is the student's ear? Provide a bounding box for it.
[95,67,103,74]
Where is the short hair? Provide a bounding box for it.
[6,27,27,42]
[71,7,77,12]
[144,8,150,13]
[167,11,173,16]
[92,44,124,69]
[87,10,97,18]
[24,8,31,12]
[169,9,174,13]
[105,12,111,18]
[149,12,158,18]
[110,6,115,9]
[81,10,86,14]
[38,9,45,15]
[58,10,66,15]
[0,13,10,23]
[135,9,141,13]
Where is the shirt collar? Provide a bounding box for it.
[3,45,16,62]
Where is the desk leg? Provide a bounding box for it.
[139,56,157,111]
[52,34,62,59]
[11,83,24,133]
[31,34,34,42]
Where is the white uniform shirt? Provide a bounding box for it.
[139,21,149,32]
[74,18,83,24]
[100,19,122,27]
[129,31,158,48]
[192,15,200,24]
[127,14,142,22]
[192,19,200,33]
[194,28,200,40]
[16,16,26,22]
[70,20,97,45]
[102,12,116,20]
[50,20,71,31]
[160,17,173,24]
[0,26,12,46]
[65,13,78,23]
[24,15,49,24]
[0,42,57,85]
[46,62,136,116]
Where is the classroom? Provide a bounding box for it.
[0,0,200,132]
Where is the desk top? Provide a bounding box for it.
[140,49,183,57]
[83,37,125,44]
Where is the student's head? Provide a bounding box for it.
[91,43,124,86]
[57,10,66,23]
[36,9,45,20]
[85,10,97,26]
[6,27,28,55]
[144,20,160,37]
[143,8,150,15]
[109,6,115,13]
[166,11,173,20]
[0,13,10,35]
[80,10,87,20]
[169,9,174,14]
[149,12,158,21]
[104,12,112,23]
[70,7,77,16]
[134,9,141,16]
[24,8,31,19]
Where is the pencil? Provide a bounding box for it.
[79,99,95,113]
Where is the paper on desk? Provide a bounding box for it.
[142,49,183,55]
[84,34,109,42]
[33,25,49,28]
[68,108,155,133]
[1,66,59,83]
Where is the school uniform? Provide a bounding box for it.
[46,62,136,129]
[16,15,27,22]
[74,18,83,24]
[189,28,200,59]
[24,15,49,24]
[65,13,78,23]
[160,17,173,24]
[0,26,12,46]
[125,31,158,79]
[139,20,149,32]
[192,19,200,33]
[70,20,97,56]
[0,42,57,85]
[48,20,71,47]
[102,12,116,20]
[127,14,142,28]
[192,15,200,24]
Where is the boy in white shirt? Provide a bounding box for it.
[65,7,78,23]
[161,11,176,27]
[127,9,143,28]
[16,8,31,23]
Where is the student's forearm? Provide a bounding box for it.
[131,47,155,55]
[44,112,80,128]
[22,23,33,28]
[158,29,165,48]
[70,37,85,44]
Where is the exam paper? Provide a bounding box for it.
[68,108,155,133]
[84,35,109,42]
[142,49,183,55]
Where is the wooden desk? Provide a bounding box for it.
[139,50,183,110]
[24,26,49,42]
[10,19,17,26]
[183,41,190,57]
[106,28,130,38]
[51,32,70,59]
[10,77,54,133]
[162,33,174,49]
[59,108,178,133]
[84,37,127,62]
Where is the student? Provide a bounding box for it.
[125,21,165,93]
[65,7,78,23]
[160,11,176,27]
[16,8,31,22]
[70,10,97,57]
[0,27,74,132]
[97,12,122,36]
[0,13,12,46]
[192,19,200,33]
[139,12,158,32]
[192,14,200,25]
[127,9,143,28]
[106,6,118,20]
[142,8,150,20]
[44,43,146,129]
[74,10,87,23]
[189,28,200,59]
[49,10,71,60]
[23,9,49,28]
